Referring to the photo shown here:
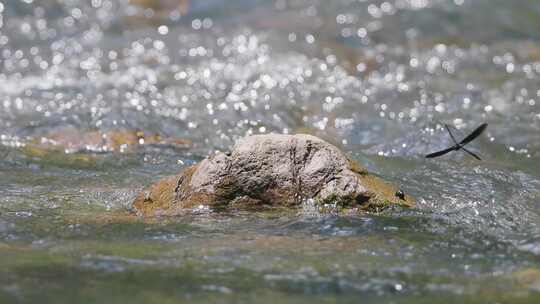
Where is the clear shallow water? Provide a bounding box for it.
[1,0,540,303]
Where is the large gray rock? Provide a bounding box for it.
[132,134,414,216]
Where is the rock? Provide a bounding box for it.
[29,127,191,154]
[125,0,190,26]
[132,134,415,216]
[511,268,540,292]
[11,127,191,161]
[0,127,191,168]
[129,0,189,13]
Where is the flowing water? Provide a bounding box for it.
[1,0,540,303]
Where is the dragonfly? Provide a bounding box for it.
[425,123,488,160]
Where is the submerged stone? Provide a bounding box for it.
[5,127,191,163]
[509,268,540,293]
[0,127,191,168]
[28,127,191,154]
[132,134,414,216]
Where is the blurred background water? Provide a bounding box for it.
[1,0,540,303]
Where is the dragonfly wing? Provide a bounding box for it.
[444,124,459,145]
[425,146,457,158]
[461,146,482,160]
[459,123,488,146]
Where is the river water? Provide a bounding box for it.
[1,0,540,303]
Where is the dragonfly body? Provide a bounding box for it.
[425,123,488,160]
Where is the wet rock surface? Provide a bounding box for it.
[29,127,191,153]
[133,134,414,216]
[1,127,191,161]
